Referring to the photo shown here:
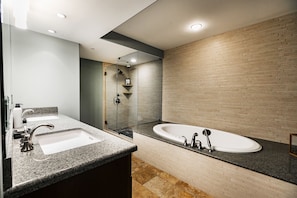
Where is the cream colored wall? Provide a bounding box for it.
[162,12,297,144]
[133,133,297,198]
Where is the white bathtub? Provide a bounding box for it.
[153,123,262,153]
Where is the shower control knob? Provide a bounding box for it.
[113,97,121,104]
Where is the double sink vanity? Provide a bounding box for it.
[4,108,137,198]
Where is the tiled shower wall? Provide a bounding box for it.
[132,60,162,125]
[162,12,297,143]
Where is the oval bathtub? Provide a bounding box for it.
[153,123,262,153]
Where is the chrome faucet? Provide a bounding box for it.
[190,133,198,147]
[181,136,188,146]
[20,123,54,152]
[22,108,34,123]
[190,133,202,149]
[202,129,213,152]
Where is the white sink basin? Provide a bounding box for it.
[36,128,103,155]
[27,115,59,122]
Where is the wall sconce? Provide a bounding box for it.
[289,133,297,158]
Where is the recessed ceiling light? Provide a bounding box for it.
[48,29,56,34]
[130,58,137,63]
[57,13,66,19]
[190,23,203,31]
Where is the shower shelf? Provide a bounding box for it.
[122,85,133,89]
[122,85,132,97]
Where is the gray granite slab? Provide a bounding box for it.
[132,121,297,185]
[4,114,137,198]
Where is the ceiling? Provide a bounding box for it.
[2,0,297,65]
[115,0,297,50]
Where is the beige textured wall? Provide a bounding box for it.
[163,12,297,143]
[135,60,162,124]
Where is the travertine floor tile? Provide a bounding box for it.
[143,176,174,197]
[132,164,159,185]
[132,156,212,198]
[132,179,159,198]
[132,155,147,174]
[158,171,179,185]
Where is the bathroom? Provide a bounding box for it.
[1,0,297,197]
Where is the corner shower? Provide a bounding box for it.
[104,56,162,139]
[105,64,135,138]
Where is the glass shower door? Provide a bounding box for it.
[105,60,162,138]
[105,64,134,138]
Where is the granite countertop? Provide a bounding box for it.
[133,121,297,185]
[4,114,137,198]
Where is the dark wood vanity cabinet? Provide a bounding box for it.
[21,154,132,198]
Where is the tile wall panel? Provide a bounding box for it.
[163,12,297,143]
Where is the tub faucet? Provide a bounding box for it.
[20,123,54,152]
[190,133,202,149]
[202,129,213,152]
[181,136,187,146]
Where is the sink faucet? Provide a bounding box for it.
[22,109,34,123]
[202,129,213,152]
[20,123,54,152]
[190,133,202,149]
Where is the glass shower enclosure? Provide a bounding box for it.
[104,59,162,138]
[105,64,136,138]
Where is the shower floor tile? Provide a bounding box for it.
[132,156,212,198]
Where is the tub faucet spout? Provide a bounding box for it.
[202,129,213,152]
[181,136,187,146]
[191,133,202,149]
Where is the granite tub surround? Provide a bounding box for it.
[4,114,137,197]
[133,127,297,198]
[132,122,297,185]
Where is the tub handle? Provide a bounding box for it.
[196,140,202,150]
[190,133,198,148]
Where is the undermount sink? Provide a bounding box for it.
[27,115,59,122]
[35,128,103,155]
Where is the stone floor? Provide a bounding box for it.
[132,156,212,198]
